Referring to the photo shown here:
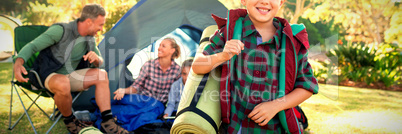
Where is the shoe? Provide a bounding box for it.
[64,118,92,134]
[100,117,129,134]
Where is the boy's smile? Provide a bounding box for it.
[256,7,271,15]
[241,0,284,25]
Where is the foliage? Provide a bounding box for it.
[23,1,69,26]
[302,0,400,44]
[325,43,402,87]
[282,0,316,24]
[384,6,402,45]
[327,43,377,69]
[218,0,245,9]
[45,0,138,34]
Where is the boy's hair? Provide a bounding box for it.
[79,4,106,22]
[163,37,181,59]
[181,59,193,69]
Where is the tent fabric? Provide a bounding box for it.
[0,15,22,61]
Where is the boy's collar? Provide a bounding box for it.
[242,15,282,38]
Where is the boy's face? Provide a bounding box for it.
[241,0,284,24]
[181,66,191,84]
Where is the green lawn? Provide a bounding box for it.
[0,62,401,133]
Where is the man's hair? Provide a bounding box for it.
[78,4,106,22]
[163,37,181,59]
[181,59,193,69]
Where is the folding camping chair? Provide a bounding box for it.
[8,25,84,134]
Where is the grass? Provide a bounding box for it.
[0,62,401,133]
[0,62,68,134]
[301,84,402,133]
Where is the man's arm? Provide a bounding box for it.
[13,25,63,83]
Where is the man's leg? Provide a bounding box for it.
[82,68,110,111]
[46,74,90,134]
[82,68,128,134]
[47,74,73,117]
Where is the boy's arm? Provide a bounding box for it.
[248,88,312,126]
[249,47,319,126]
[192,39,244,74]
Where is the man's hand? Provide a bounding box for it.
[83,51,102,66]
[163,114,169,118]
[222,39,244,61]
[14,58,29,83]
[248,101,281,126]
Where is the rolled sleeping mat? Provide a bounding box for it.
[171,25,221,134]
[79,126,103,134]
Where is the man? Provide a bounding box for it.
[14,4,129,134]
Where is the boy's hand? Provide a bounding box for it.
[163,114,168,118]
[248,101,281,126]
[222,40,244,61]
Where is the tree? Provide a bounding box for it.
[384,4,402,45]
[282,0,316,24]
[303,0,399,44]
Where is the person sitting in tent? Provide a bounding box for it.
[163,59,193,118]
[113,37,181,105]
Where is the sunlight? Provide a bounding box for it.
[322,109,402,133]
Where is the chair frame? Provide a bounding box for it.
[9,69,83,134]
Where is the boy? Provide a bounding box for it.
[192,0,318,133]
[163,59,193,118]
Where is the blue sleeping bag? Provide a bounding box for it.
[91,94,165,131]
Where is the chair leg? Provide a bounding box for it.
[12,85,38,134]
[20,88,52,119]
[46,112,63,134]
[8,82,15,130]
[9,91,42,129]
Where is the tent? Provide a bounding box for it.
[0,15,21,62]
[73,0,228,110]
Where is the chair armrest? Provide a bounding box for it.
[29,70,45,89]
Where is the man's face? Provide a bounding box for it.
[87,15,105,36]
